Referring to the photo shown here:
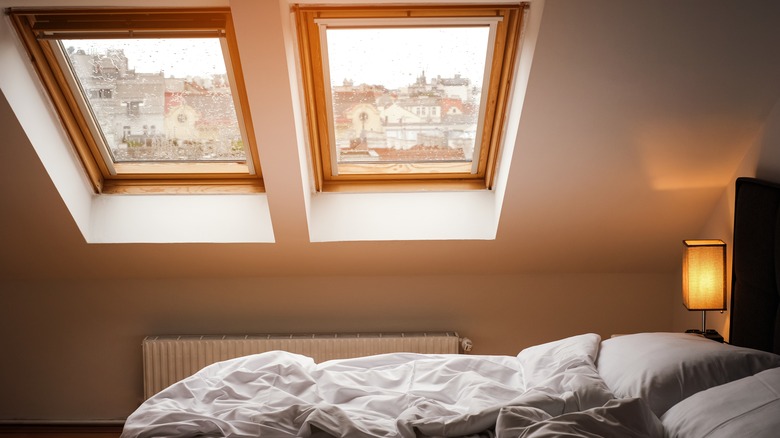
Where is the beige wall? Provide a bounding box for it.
[0,273,674,420]
[671,95,780,338]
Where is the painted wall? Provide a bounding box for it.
[0,273,674,420]
[671,95,780,338]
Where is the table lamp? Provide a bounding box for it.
[682,239,726,341]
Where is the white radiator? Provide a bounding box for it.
[142,332,466,399]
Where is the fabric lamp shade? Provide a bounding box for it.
[682,240,727,311]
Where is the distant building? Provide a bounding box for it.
[66,47,242,162]
[330,71,479,161]
[397,97,442,124]
[68,48,164,156]
[164,78,242,160]
[432,74,474,102]
[380,103,420,126]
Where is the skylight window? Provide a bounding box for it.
[294,5,525,191]
[10,9,262,194]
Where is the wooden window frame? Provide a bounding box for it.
[9,8,263,194]
[294,4,526,192]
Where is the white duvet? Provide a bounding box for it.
[121,334,662,437]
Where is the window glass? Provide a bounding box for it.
[61,38,246,165]
[325,26,490,176]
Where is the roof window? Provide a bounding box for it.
[294,4,526,191]
[10,9,262,194]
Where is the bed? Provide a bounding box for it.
[121,177,780,438]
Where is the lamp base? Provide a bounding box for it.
[685,329,724,343]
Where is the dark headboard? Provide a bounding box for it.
[729,177,780,354]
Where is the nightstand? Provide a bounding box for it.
[685,329,724,343]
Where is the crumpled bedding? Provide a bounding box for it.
[121,333,662,437]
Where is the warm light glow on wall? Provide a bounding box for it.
[682,239,726,310]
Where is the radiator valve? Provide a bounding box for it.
[460,337,473,353]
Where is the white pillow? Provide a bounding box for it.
[596,332,780,416]
[661,367,780,438]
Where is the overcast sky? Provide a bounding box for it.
[63,38,226,78]
[325,26,490,90]
[63,27,491,90]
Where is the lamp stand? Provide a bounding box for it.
[685,310,723,342]
[684,310,708,334]
[701,310,706,333]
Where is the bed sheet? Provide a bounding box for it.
[121,333,661,438]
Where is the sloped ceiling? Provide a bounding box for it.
[2,0,780,280]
